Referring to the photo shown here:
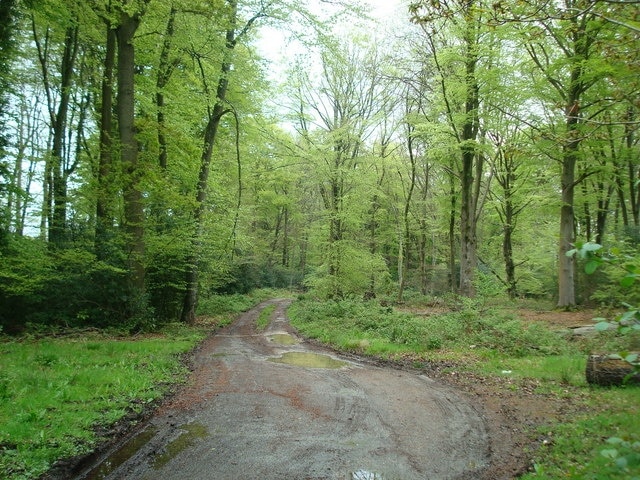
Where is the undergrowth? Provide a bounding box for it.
[0,327,204,480]
[288,296,574,358]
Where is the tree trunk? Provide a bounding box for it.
[557,157,577,307]
[448,168,457,292]
[95,25,116,259]
[458,6,480,297]
[117,11,146,296]
[156,6,176,170]
[503,203,517,299]
[557,99,581,307]
[181,2,237,324]
[34,19,79,246]
[398,122,417,302]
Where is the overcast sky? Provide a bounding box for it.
[256,0,410,73]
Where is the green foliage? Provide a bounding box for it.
[0,330,203,479]
[0,236,157,333]
[288,297,569,358]
[304,244,392,299]
[568,241,640,374]
[521,389,640,480]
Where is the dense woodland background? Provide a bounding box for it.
[0,0,638,333]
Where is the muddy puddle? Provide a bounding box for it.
[81,423,208,479]
[268,333,298,345]
[152,423,208,469]
[83,427,158,480]
[268,351,347,369]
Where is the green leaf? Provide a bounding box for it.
[620,275,637,288]
[616,457,629,469]
[585,260,600,274]
[602,448,619,459]
[595,321,611,332]
[607,437,625,445]
[583,242,603,252]
[625,353,638,364]
[620,310,639,322]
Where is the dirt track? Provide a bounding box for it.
[72,299,504,480]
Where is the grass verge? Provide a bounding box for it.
[256,304,276,331]
[0,325,204,480]
[288,296,640,479]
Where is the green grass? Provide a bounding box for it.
[0,327,205,480]
[288,296,640,479]
[256,304,276,331]
[522,388,640,479]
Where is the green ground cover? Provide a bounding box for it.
[0,326,204,479]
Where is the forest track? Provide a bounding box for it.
[62,299,528,480]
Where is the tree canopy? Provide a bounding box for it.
[0,0,638,332]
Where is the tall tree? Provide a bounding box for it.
[115,0,150,301]
[181,0,267,323]
[410,0,489,297]
[31,4,81,245]
[95,18,116,259]
[293,41,386,298]
[0,0,18,245]
[519,0,623,306]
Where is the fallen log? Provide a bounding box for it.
[585,353,640,387]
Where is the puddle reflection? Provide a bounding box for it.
[352,470,385,479]
[152,423,208,469]
[268,352,347,369]
[268,333,298,345]
[83,427,158,480]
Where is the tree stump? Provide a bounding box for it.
[586,354,640,387]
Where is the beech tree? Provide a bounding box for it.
[516,0,639,307]
[291,40,391,298]
[410,0,492,297]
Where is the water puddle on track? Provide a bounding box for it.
[152,422,208,469]
[81,422,208,479]
[268,333,298,345]
[351,470,385,479]
[268,351,347,369]
[83,426,158,480]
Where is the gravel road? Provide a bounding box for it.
[74,299,493,480]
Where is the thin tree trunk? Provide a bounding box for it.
[398,123,417,303]
[33,17,79,246]
[448,167,457,292]
[181,2,238,324]
[502,203,517,299]
[95,25,116,259]
[156,6,177,170]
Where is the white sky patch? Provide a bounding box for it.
[255,0,409,79]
